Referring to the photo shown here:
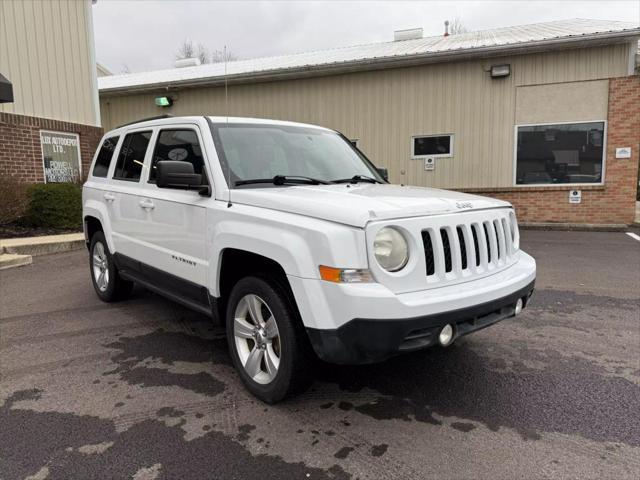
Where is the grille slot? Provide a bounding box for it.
[493,221,501,260]
[483,223,492,263]
[501,218,511,252]
[471,225,480,266]
[456,226,467,270]
[440,229,452,273]
[422,230,435,276]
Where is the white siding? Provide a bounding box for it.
[0,0,99,126]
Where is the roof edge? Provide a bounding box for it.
[100,28,640,96]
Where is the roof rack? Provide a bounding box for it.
[116,114,173,129]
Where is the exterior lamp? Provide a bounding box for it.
[155,96,173,107]
[490,64,511,78]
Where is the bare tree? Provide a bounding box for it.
[449,17,468,35]
[210,48,238,64]
[176,39,209,64]
[120,63,131,74]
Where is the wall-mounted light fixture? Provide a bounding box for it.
[154,96,173,107]
[490,64,511,78]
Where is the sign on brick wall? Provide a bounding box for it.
[40,130,82,183]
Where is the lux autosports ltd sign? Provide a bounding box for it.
[40,130,82,183]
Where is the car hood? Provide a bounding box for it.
[228,184,511,228]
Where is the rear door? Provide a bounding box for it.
[108,128,154,259]
[133,125,210,288]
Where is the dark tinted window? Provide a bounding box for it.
[413,135,452,157]
[113,131,152,181]
[516,122,604,185]
[92,136,119,177]
[149,129,205,182]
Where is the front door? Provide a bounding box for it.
[133,126,210,288]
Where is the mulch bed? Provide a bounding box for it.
[0,223,80,240]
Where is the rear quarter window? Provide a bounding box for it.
[92,136,120,178]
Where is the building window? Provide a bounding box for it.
[113,131,152,182]
[515,121,605,185]
[411,134,453,158]
[149,129,205,183]
[92,136,119,178]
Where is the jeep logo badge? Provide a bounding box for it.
[456,202,473,209]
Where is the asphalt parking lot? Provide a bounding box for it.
[1,230,639,480]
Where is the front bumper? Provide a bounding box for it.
[288,250,536,364]
[306,280,534,364]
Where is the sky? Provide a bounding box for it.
[93,0,640,74]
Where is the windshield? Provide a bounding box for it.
[211,123,384,188]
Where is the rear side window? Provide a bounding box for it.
[113,131,152,181]
[149,129,205,182]
[92,136,119,177]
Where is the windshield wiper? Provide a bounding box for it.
[331,174,382,184]
[235,175,331,187]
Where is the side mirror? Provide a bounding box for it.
[156,160,203,190]
[377,167,389,182]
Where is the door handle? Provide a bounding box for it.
[103,192,115,202]
[139,199,155,210]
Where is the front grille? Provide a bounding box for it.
[420,211,516,281]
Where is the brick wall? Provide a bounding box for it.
[0,111,103,183]
[463,75,640,225]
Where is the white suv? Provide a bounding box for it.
[83,115,536,403]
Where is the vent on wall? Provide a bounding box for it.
[393,28,423,41]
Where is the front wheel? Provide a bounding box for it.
[89,231,133,302]
[226,276,312,403]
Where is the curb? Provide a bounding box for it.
[519,223,629,232]
[0,232,85,257]
[0,253,33,270]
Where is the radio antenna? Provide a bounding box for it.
[224,45,232,207]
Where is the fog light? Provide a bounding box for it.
[515,298,524,315]
[439,324,454,346]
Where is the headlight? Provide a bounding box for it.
[374,227,409,271]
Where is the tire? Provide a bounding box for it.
[89,231,134,302]
[226,275,313,403]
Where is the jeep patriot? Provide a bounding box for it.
[83,116,536,402]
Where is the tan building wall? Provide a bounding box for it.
[100,43,632,189]
[0,0,100,126]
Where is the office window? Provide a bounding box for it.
[516,122,605,185]
[113,131,152,181]
[92,136,119,177]
[149,129,205,182]
[412,135,453,158]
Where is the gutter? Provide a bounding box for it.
[100,29,640,96]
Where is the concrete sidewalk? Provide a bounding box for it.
[0,232,84,270]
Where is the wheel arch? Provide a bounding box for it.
[215,247,302,325]
[83,199,115,252]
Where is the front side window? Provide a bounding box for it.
[516,122,605,185]
[412,134,453,158]
[212,124,384,188]
[92,136,119,177]
[113,131,152,181]
[149,129,205,183]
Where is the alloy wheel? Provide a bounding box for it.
[233,294,281,384]
[92,242,110,292]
